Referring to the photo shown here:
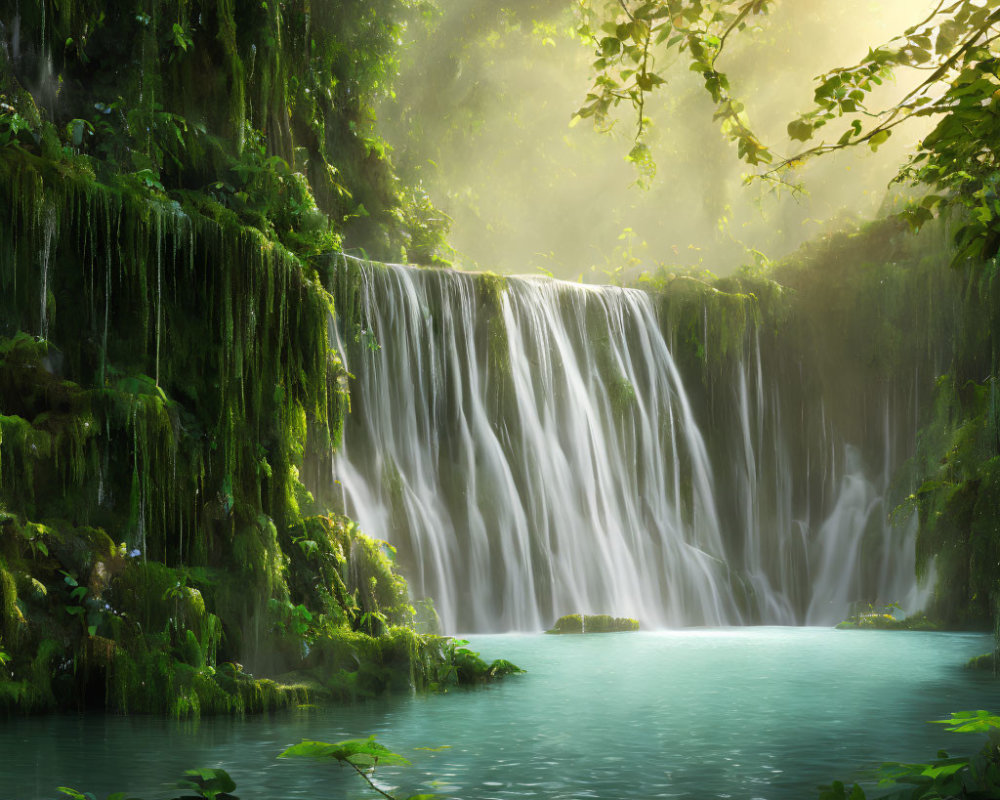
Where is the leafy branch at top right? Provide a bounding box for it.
[576,0,1000,265]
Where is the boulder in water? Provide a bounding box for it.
[546,614,639,634]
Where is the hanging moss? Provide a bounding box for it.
[1,0,450,263]
[0,149,462,715]
[0,0,507,717]
[634,216,981,624]
[0,557,24,645]
[476,270,511,384]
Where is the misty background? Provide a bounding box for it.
[379,0,935,280]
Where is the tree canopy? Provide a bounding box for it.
[577,0,1000,263]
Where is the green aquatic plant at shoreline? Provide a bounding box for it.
[820,712,1000,800]
[279,736,436,800]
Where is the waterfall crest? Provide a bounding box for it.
[330,257,927,632]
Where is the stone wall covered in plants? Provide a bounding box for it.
[0,0,500,715]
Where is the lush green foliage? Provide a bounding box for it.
[819,712,1000,800]
[0,3,509,715]
[57,735,436,800]
[0,0,448,263]
[578,0,1000,263]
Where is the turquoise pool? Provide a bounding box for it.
[3,628,998,799]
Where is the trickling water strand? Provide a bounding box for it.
[155,210,162,386]
[38,204,56,339]
[332,259,927,632]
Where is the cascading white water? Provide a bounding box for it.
[720,339,931,626]
[331,257,927,632]
[38,204,56,340]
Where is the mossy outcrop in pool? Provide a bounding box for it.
[834,613,940,631]
[965,652,996,671]
[546,614,640,634]
[834,603,940,631]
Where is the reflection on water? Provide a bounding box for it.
[3,629,998,800]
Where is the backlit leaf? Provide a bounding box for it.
[279,736,411,767]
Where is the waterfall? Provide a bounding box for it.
[330,257,928,632]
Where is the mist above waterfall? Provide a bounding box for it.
[380,0,933,280]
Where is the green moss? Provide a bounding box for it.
[0,557,24,645]
[28,638,60,709]
[609,376,636,416]
[547,613,583,634]
[645,273,762,376]
[966,652,996,671]
[545,614,640,634]
[835,613,939,631]
[0,0,492,717]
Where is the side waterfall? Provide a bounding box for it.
[329,258,928,632]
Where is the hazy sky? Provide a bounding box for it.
[381,0,936,279]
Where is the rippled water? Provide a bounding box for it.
[3,629,999,800]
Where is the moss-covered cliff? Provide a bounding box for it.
[0,1,504,715]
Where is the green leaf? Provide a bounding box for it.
[787,119,814,142]
[932,710,1000,733]
[920,761,967,779]
[176,767,237,800]
[817,780,866,800]
[279,736,412,767]
[868,129,891,151]
[57,790,94,800]
[902,205,933,230]
[837,119,863,145]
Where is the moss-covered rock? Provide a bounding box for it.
[966,652,996,671]
[546,614,640,634]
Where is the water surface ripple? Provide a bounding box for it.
[3,629,998,800]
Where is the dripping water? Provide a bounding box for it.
[38,204,56,340]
